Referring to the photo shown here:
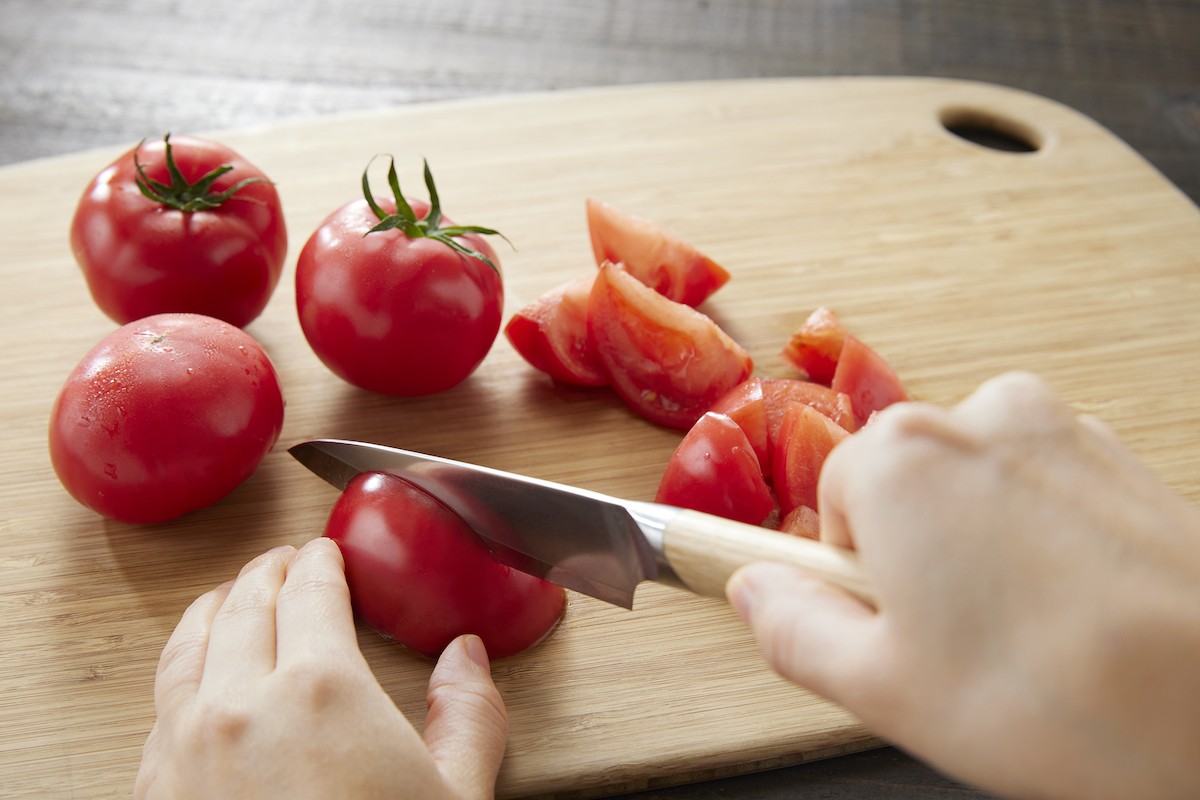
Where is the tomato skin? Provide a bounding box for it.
[586,199,730,307]
[504,274,607,386]
[772,402,849,516]
[831,335,909,425]
[295,197,503,396]
[69,136,286,329]
[655,412,774,525]
[48,313,285,524]
[324,472,566,659]
[587,263,752,430]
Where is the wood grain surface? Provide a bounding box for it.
[2,76,1198,799]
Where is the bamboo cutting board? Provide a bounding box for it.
[2,78,1199,799]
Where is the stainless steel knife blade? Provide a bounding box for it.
[289,438,873,609]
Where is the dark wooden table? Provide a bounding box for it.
[2,2,1196,798]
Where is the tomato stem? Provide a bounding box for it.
[134,133,267,212]
[361,156,509,273]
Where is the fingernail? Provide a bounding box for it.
[462,634,490,669]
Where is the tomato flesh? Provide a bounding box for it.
[504,274,607,386]
[587,263,752,430]
[586,199,730,307]
[782,307,846,385]
[655,412,774,525]
[324,472,566,659]
[772,402,850,517]
[48,313,285,524]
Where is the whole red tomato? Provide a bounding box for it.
[70,134,287,328]
[324,471,566,659]
[49,313,285,524]
[295,158,504,396]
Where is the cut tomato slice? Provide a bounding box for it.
[586,198,730,307]
[588,262,752,430]
[831,335,909,425]
[778,504,821,540]
[504,274,607,386]
[655,412,774,526]
[782,306,846,385]
[711,377,856,476]
[709,378,770,471]
[772,402,850,517]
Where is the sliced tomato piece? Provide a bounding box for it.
[708,377,769,470]
[782,306,846,385]
[588,262,752,430]
[773,402,850,517]
[586,199,730,307]
[655,412,774,525]
[709,377,856,475]
[504,274,607,386]
[778,504,821,540]
[762,378,858,437]
[831,335,909,426]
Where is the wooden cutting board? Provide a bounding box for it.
[2,78,1198,799]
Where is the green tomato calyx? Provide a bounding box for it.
[362,156,508,273]
[134,133,267,213]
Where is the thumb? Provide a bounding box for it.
[424,634,509,800]
[727,562,882,709]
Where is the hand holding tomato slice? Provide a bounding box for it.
[588,262,752,429]
[70,134,287,328]
[49,313,285,524]
[296,158,505,396]
[323,471,566,659]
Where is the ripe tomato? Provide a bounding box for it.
[504,274,607,386]
[324,471,566,659]
[48,313,285,524]
[782,306,845,385]
[831,335,909,425]
[69,134,287,329]
[655,412,774,525]
[772,402,849,516]
[586,199,730,307]
[588,262,752,429]
[296,159,504,396]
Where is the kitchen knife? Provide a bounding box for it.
[289,438,873,609]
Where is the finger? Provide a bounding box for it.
[424,635,509,800]
[153,581,232,719]
[132,721,162,800]
[727,563,886,711]
[951,370,1070,438]
[199,546,296,691]
[275,538,362,667]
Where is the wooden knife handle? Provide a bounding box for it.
[661,509,876,606]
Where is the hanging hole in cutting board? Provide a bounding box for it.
[939,106,1043,154]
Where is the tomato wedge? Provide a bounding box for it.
[586,199,730,307]
[655,412,774,525]
[778,504,821,540]
[710,377,856,474]
[782,306,846,385]
[588,262,752,429]
[772,402,850,517]
[831,335,909,425]
[504,274,607,386]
